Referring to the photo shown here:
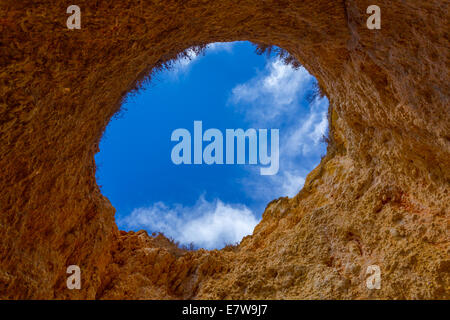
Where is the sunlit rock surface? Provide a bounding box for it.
[0,0,448,299]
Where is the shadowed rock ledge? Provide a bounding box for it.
[0,0,448,299]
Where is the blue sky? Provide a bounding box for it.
[95,41,329,249]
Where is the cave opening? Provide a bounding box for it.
[95,41,329,250]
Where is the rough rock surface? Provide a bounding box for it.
[0,0,448,299]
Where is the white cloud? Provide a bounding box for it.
[228,57,329,202]
[241,167,306,200]
[279,171,306,197]
[168,48,201,78]
[168,42,236,78]
[229,60,315,123]
[206,42,235,53]
[283,97,328,157]
[118,196,258,250]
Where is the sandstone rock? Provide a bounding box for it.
[0,0,448,299]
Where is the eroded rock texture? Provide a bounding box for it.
[0,0,448,299]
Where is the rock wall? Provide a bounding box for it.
[0,0,448,299]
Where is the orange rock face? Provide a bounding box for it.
[0,0,448,299]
